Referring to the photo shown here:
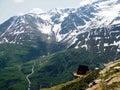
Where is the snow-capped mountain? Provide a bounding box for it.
[0,0,120,54]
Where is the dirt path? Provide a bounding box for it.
[26,62,35,90]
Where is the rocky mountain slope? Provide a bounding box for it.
[0,0,120,54]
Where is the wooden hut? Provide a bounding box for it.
[73,65,89,77]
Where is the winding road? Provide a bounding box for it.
[26,62,35,90]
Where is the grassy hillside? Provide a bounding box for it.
[41,59,120,90]
[41,70,100,90]
[30,48,119,90]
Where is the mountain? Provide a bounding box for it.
[0,0,120,90]
[0,0,120,55]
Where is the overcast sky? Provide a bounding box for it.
[0,0,93,24]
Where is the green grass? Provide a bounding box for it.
[41,70,100,90]
[41,78,86,90]
[0,65,28,90]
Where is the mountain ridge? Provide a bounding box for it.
[0,0,120,48]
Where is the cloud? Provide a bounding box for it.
[14,0,25,3]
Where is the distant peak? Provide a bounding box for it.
[79,0,118,7]
[79,0,99,6]
[49,8,61,13]
[29,8,45,14]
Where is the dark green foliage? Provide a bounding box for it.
[0,66,27,90]
[61,78,88,90]
[0,56,8,68]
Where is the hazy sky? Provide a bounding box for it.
[0,0,91,24]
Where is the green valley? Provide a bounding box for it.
[0,43,119,90]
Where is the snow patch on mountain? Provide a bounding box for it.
[37,23,52,34]
[38,14,51,21]
[92,0,120,27]
[79,0,100,6]
[29,8,45,14]
[59,13,68,22]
